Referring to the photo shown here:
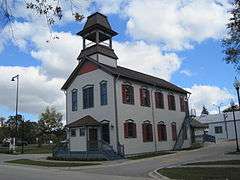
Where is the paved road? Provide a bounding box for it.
[0,141,239,180]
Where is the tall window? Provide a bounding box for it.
[83,85,94,109]
[171,122,177,141]
[215,126,223,134]
[124,120,137,138]
[72,89,78,111]
[142,121,153,142]
[158,121,167,141]
[140,88,150,107]
[155,92,164,109]
[168,94,176,111]
[100,81,108,105]
[122,84,134,105]
[180,96,187,112]
[70,129,76,137]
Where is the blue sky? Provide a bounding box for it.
[0,0,236,121]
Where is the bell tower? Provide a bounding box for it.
[77,12,118,67]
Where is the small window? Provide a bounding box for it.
[140,88,150,107]
[142,121,153,142]
[72,89,78,111]
[100,81,108,106]
[171,122,177,141]
[124,120,136,138]
[168,94,176,111]
[155,92,164,109]
[83,85,94,109]
[158,121,167,141]
[122,84,134,105]
[215,126,223,134]
[71,129,76,137]
[79,127,85,136]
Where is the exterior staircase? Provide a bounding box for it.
[173,114,191,150]
[53,140,124,161]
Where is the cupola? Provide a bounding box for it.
[77,12,118,67]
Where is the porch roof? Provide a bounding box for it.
[66,115,101,128]
[190,119,208,129]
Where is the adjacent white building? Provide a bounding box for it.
[60,12,191,160]
[198,111,240,141]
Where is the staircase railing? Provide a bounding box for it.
[173,114,191,150]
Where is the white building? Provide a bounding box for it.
[60,12,191,160]
[198,111,240,141]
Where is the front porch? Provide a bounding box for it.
[54,116,124,160]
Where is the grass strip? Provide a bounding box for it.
[185,160,240,166]
[158,167,240,180]
[6,159,100,167]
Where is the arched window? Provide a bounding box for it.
[124,120,136,138]
[180,95,188,112]
[100,81,108,105]
[142,120,153,142]
[71,89,78,111]
[140,87,150,107]
[168,93,176,111]
[171,122,177,141]
[158,121,167,141]
[122,84,134,105]
[155,91,164,109]
[83,85,94,109]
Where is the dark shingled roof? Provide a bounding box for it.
[66,115,101,128]
[78,44,118,60]
[190,119,208,128]
[62,57,189,94]
[77,12,117,36]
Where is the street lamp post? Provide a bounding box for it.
[11,75,24,154]
[230,100,239,152]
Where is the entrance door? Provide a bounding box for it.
[102,123,110,143]
[88,128,98,150]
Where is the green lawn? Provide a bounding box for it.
[186,160,240,165]
[158,167,240,180]
[6,159,101,167]
[0,144,52,154]
[128,151,174,160]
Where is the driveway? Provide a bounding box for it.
[0,141,239,180]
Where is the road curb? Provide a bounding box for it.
[148,169,170,180]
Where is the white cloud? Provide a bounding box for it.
[125,0,230,50]
[0,66,65,116]
[94,0,127,14]
[114,41,182,81]
[186,85,234,115]
[180,69,192,76]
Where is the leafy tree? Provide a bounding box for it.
[38,107,65,145]
[201,105,209,115]
[0,0,84,29]
[222,0,240,70]
[0,117,5,126]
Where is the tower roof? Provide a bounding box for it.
[77,12,118,37]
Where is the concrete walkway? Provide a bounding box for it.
[0,141,239,180]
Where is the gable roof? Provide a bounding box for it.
[61,56,189,94]
[66,115,101,128]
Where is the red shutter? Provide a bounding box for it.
[149,124,153,141]
[163,125,167,141]
[168,95,171,110]
[155,92,159,108]
[172,123,177,141]
[160,93,164,109]
[124,122,128,138]
[172,96,176,110]
[142,124,146,142]
[133,123,137,138]
[122,85,126,104]
[157,124,161,141]
[140,88,144,106]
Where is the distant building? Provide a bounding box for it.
[198,111,240,141]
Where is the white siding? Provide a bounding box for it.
[66,69,117,151]
[116,79,191,155]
